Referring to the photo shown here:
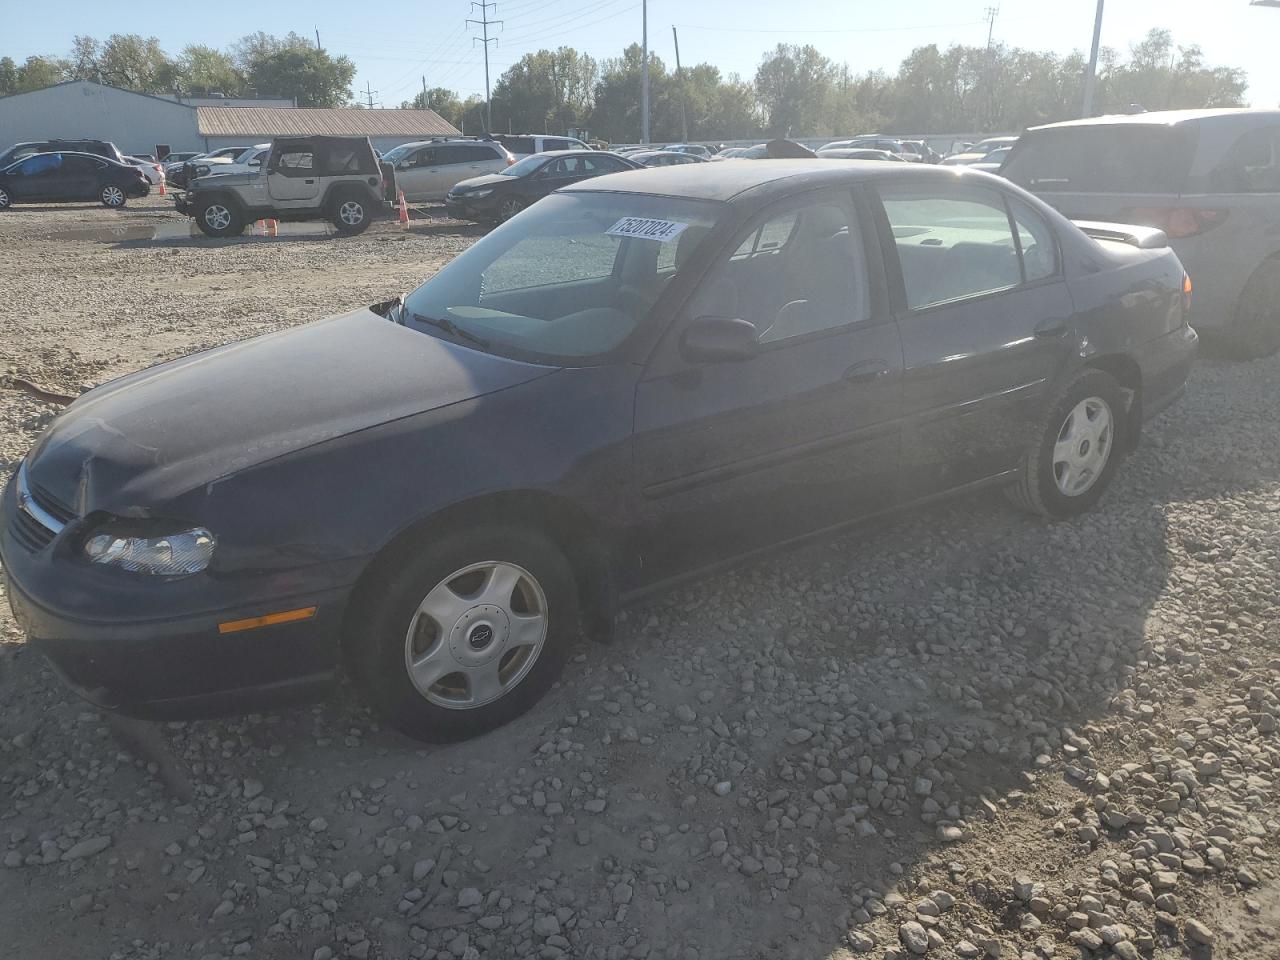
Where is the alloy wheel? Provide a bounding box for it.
[203,205,232,231]
[102,185,125,207]
[403,560,549,710]
[0,188,9,209]
[338,201,365,226]
[1053,396,1113,497]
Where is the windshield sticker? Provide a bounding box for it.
[606,217,689,243]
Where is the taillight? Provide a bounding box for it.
[1182,273,1193,315]
[1123,206,1228,239]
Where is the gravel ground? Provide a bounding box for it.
[1,197,1278,960]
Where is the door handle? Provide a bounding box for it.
[1035,318,1069,338]
[303,178,315,184]
[843,359,892,383]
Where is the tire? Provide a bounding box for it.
[1006,368,1127,519]
[1225,262,1280,359]
[497,196,526,222]
[0,186,10,210]
[350,525,579,742]
[194,198,244,238]
[331,193,372,235]
[100,183,127,208]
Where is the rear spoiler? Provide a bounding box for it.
[1071,220,1169,250]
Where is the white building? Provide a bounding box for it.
[0,80,459,158]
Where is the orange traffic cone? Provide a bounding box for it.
[398,189,409,230]
[158,176,166,197]
[267,218,278,237]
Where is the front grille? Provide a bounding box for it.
[9,505,55,551]
[29,482,75,524]
[7,464,74,554]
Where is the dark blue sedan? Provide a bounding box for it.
[0,151,150,209]
[1,161,1197,741]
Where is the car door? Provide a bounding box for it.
[267,143,321,205]
[531,157,578,197]
[873,180,1076,501]
[71,156,110,198]
[394,146,437,202]
[11,153,76,200]
[631,189,904,583]
[424,144,475,199]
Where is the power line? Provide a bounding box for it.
[499,1,639,48]
[498,0,631,43]
[468,1,503,132]
[673,19,988,34]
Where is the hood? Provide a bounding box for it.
[191,169,260,188]
[452,173,511,192]
[27,308,555,514]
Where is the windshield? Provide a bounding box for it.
[381,144,415,164]
[402,191,722,363]
[500,154,550,177]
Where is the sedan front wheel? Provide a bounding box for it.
[100,184,127,208]
[351,525,579,742]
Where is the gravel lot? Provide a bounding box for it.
[1,197,1278,960]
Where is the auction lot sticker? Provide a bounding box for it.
[606,217,689,243]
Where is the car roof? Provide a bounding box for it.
[1029,107,1280,132]
[567,159,994,202]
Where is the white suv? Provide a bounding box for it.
[381,139,513,202]
[494,134,591,160]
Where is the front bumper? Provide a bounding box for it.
[445,193,498,221]
[174,193,194,215]
[0,474,360,720]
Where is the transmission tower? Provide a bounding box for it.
[468,1,503,133]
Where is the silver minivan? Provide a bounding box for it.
[382,139,514,202]
[1004,109,1280,356]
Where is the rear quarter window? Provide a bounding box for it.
[1004,126,1196,194]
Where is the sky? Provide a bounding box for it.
[8,0,1280,111]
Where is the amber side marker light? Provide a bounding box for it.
[218,607,317,634]
[1183,273,1193,314]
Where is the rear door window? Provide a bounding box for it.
[1196,126,1280,193]
[543,138,572,151]
[435,145,469,166]
[1003,126,1195,194]
[879,185,1023,309]
[500,136,536,154]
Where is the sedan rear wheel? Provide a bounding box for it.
[100,184,126,208]
[1006,369,1126,519]
[0,187,10,210]
[351,525,579,742]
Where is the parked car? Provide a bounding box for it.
[943,136,1019,166]
[0,138,126,168]
[494,134,591,160]
[444,149,641,221]
[160,151,202,165]
[1004,108,1280,356]
[174,136,392,237]
[124,156,167,185]
[380,139,515,202]
[168,145,261,189]
[183,144,271,183]
[820,138,910,159]
[1,161,1197,741]
[0,151,149,209]
[711,147,748,160]
[663,144,713,158]
[628,150,708,167]
[816,148,907,162]
[902,140,942,164]
[970,146,1013,173]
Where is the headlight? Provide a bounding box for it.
[463,188,494,198]
[83,526,215,576]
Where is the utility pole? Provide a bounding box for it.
[641,0,650,144]
[364,82,378,109]
[422,75,429,109]
[315,28,322,52]
[983,6,999,130]
[1081,0,1105,117]
[468,1,502,134]
[672,26,688,143]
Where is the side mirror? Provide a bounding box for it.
[249,158,262,167]
[680,316,757,363]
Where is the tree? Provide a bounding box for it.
[239,34,355,106]
[490,47,597,134]
[15,56,69,93]
[0,57,17,96]
[754,44,839,137]
[177,45,243,95]
[591,44,670,142]
[69,35,101,81]
[95,34,174,92]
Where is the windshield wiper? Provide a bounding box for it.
[407,310,490,349]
